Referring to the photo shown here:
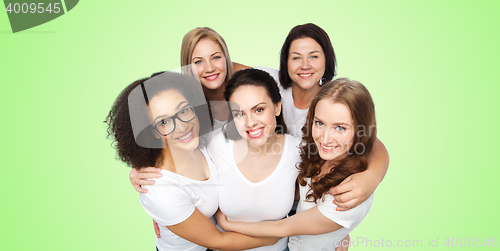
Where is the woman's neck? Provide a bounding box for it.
[159,146,198,173]
[291,83,321,109]
[203,82,226,101]
[245,133,282,157]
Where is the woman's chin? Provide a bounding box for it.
[167,137,200,152]
[202,79,224,90]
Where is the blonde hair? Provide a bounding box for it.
[180,27,234,86]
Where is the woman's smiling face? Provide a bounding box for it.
[149,89,200,152]
[229,85,281,147]
[191,38,227,90]
[312,99,354,162]
[287,37,326,91]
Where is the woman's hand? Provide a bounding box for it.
[329,172,375,211]
[129,167,162,193]
[330,138,389,211]
[215,209,231,231]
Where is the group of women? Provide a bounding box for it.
[105,24,389,251]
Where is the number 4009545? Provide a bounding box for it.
[5,3,61,14]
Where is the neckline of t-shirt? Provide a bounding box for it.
[229,134,290,186]
[159,148,214,183]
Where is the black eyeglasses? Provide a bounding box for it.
[153,105,196,136]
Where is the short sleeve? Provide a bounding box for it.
[317,193,374,229]
[139,182,195,226]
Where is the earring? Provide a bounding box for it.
[319,78,325,86]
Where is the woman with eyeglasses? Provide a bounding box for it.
[105,71,278,251]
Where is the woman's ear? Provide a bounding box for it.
[275,101,282,116]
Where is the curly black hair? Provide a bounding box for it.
[104,71,212,169]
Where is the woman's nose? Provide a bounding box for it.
[175,118,188,132]
[245,114,258,127]
[322,128,335,144]
[300,58,311,69]
[205,61,215,72]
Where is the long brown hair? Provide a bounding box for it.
[297,78,376,202]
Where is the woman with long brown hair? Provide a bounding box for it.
[215,78,377,251]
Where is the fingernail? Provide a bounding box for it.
[156,168,161,172]
[157,173,162,177]
[332,200,336,204]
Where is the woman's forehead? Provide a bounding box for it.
[230,85,271,108]
[149,90,187,117]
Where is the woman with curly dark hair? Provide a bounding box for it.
[215,78,377,251]
[105,71,277,251]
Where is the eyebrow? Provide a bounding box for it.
[153,101,189,123]
[231,102,266,113]
[313,116,350,125]
[191,51,222,61]
[252,102,266,110]
[290,51,321,55]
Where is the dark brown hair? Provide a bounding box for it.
[223,68,287,140]
[105,72,212,169]
[279,23,337,89]
[297,78,376,202]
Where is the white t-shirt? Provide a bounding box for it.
[139,148,219,251]
[254,66,308,137]
[208,132,302,251]
[289,179,374,251]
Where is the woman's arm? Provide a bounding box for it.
[330,138,389,210]
[168,208,278,251]
[232,62,251,73]
[216,207,342,238]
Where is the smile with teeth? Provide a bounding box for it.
[176,129,193,142]
[204,73,219,81]
[299,73,313,77]
[247,127,264,138]
[320,143,338,151]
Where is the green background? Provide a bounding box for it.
[1,0,499,250]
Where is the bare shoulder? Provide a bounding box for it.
[232,62,251,74]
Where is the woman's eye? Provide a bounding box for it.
[179,108,187,114]
[256,108,264,113]
[310,55,318,59]
[213,56,221,60]
[194,60,202,64]
[314,120,323,126]
[234,112,243,118]
[336,126,346,131]
[160,119,170,125]
[293,56,300,60]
